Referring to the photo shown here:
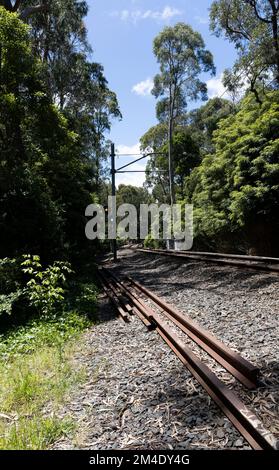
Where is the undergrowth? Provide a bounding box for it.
[0,285,98,450]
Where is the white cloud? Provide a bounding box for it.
[116,143,141,155]
[194,15,209,25]
[115,162,147,188]
[132,78,154,97]
[157,6,182,21]
[115,143,147,187]
[206,74,229,99]
[111,6,182,24]
[207,73,251,100]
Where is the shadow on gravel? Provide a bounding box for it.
[96,296,118,324]
[113,253,279,295]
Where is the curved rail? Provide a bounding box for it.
[137,249,279,273]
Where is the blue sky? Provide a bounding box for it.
[86,0,237,186]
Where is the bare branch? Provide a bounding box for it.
[245,0,272,23]
[225,17,252,41]
[225,4,252,41]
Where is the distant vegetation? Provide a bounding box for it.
[141,1,279,255]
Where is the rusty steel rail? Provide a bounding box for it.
[125,276,259,390]
[100,269,134,316]
[99,268,155,330]
[138,249,279,274]
[98,271,130,323]
[99,267,278,450]
[155,325,277,451]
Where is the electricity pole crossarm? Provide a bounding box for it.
[110,143,168,261]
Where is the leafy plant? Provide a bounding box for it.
[72,283,98,318]
[21,255,73,316]
[0,258,24,317]
[0,291,23,316]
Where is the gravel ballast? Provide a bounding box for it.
[52,249,279,450]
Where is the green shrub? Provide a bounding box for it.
[0,291,23,316]
[21,255,73,316]
[0,258,21,294]
[72,283,98,318]
[0,258,24,317]
[0,310,91,360]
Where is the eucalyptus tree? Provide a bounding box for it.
[0,6,64,258]
[152,23,215,206]
[65,59,121,186]
[30,1,120,182]
[210,0,279,99]
[0,4,120,260]
[15,1,121,187]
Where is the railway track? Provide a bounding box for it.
[137,249,279,274]
[98,266,278,451]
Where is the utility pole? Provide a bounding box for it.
[168,92,175,250]
[110,143,117,262]
[168,113,175,208]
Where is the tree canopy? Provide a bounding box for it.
[210,0,279,101]
[0,4,120,263]
[186,92,279,254]
[152,23,215,206]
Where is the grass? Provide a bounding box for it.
[0,295,97,449]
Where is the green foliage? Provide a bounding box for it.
[0,291,22,316]
[0,258,24,317]
[0,417,75,451]
[20,0,121,185]
[0,264,97,449]
[142,126,202,201]
[71,283,98,318]
[187,91,279,253]
[116,185,151,208]
[0,307,92,449]
[21,255,73,316]
[0,5,120,262]
[151,22,216,204]
[0,310,91,360]
[186,97,235,154]
[115,185,152,240]
[152,22,216,111]
[210,0,279,97]
[0,258,21,294]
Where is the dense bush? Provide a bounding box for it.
[0,7,120,263]
[0,255,74,319]
[186,92,279,255]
